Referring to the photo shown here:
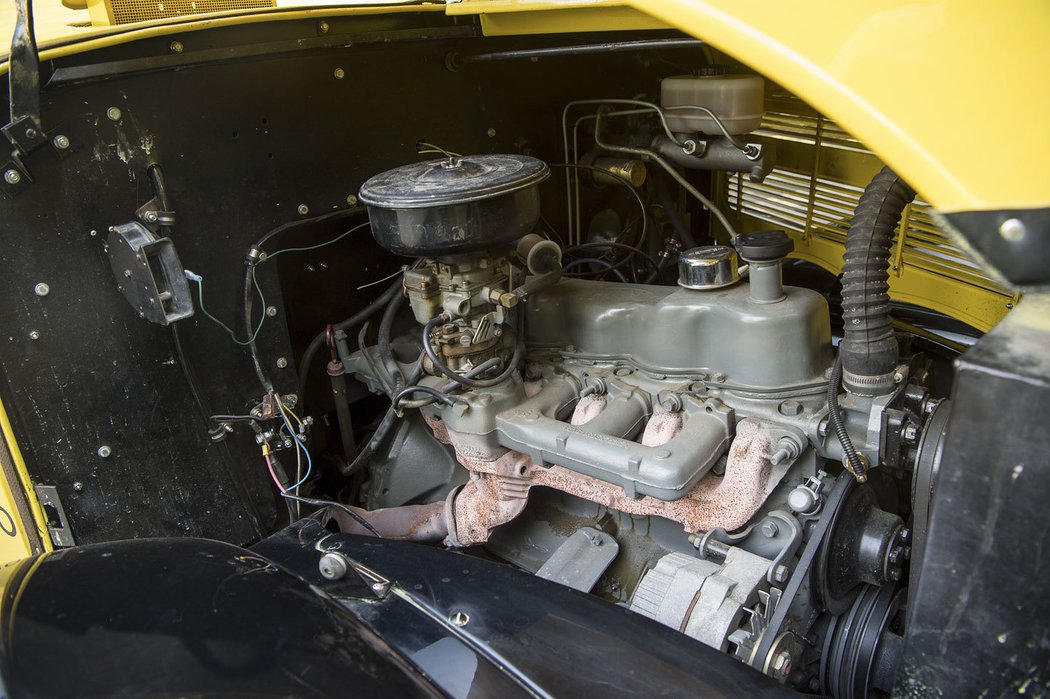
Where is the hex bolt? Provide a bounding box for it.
[773,565,790,583]
[34,282,50,297]
[28,330,40,341]
[771,651,792,680]
[449,610,470,627]
[106,106,122,121]
[761,521,780,538]
[333,68,345,80]
[97,445,112,458]
[777,399,803,416]
[658,391,683,412]
[52,134,70,150]
[276,357,289,369]
[266,305,278,317]
[297,204,309,215]
[318,552,348,580]
[169,40,184,54]
[999,218,1026,242]
[4,169,22,185]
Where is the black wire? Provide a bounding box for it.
[563,242,660,273]
[280,492,383,538]
[377,287,406,394]
[548,162,648,251]
[422,316,524,389]
[393,385,458,410]
[827,357,866,479]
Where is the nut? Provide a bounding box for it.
[52,134,70,150]
[771,650,792,680]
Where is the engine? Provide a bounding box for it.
[336,151,935,696]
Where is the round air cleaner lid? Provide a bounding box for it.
[358,154,549,209]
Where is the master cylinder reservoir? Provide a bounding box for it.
[661,67,764,136]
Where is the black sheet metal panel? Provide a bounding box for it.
[0,537,441,698]
[255,517,802,698]
[0,15,697,544]
[898,294,1050,697]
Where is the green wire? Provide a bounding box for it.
[193,221,370,346]
[193,267,266,346]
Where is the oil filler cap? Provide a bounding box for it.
[733,229,794,262]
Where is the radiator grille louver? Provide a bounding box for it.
[99,0,274,25]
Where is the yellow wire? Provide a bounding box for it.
[276,397,302,517]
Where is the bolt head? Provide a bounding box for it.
[318,20,330,33]
[169,40,183,53]
[106,107,122,121]
[144,211,159,223]
[276,357,289,369]
[28,330,40,341]
[265,305,278,317]
[97,445,112,458]
[773,565,789,583]
[52,134,70,150]
[771,651,792,679]
[72,481,84,492]
[297,204,309,215]
[34,283,50,297]
[346,194,358,206]
[4,169,22,185]
[999,217,1026,242]
[449,611,470,627]
[333,68,345,80]
[761,521,779,538]
[486,127,496,138]
[778,400,803,416]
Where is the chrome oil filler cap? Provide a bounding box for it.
[677,245,741,289]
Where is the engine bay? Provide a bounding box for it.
[2,10,1027,697]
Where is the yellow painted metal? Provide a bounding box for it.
[445,0,668,35]
[0,5,446,75]
[0,399,51,564]
[627,0,1050,214]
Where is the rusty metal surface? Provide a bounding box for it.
[444,418,787,546]
[330,501,447,542]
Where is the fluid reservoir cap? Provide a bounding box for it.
[734,230,794,262]
[678,245,741,290]
[358,154,549,209]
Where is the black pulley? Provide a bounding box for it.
[821,585,907,698]
[358,154,550,257]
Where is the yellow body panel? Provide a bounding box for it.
[445,0,668,35]
[0,400,51,563]
[626,0,1050,214]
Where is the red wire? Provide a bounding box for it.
[264,452,286,493]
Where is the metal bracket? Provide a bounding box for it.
[33,485,76,547]
[107,221,195,325]
[3,0,48,158]
[536,526,619,592]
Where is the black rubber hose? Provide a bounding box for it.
[839,166,916,395]
[377,287,406,394]
[339,360,424,477]
[297,278,403,407]
[827,357,866,480]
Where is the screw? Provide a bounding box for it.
[4,169,21,185]
[486,127,496,138]
[97,445,112,458]
[266,305,278,317]
[297,204,309,215]
[28,330,40,341]
[34,283,50,297]
[761,521,780,538]
[999,218,1026,242]
[333,68,345,80]
[318,552,347,580]
[773,565,789,583]
[318,20,330,33]
[106,106,122,121]
[169,40,183,53]
[276,357,288,369]
[346,194,358,206]
[52,134,70,150]
[449,610,470,627]
[72,481,84,492]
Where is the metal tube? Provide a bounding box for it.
[449,38,705,69]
